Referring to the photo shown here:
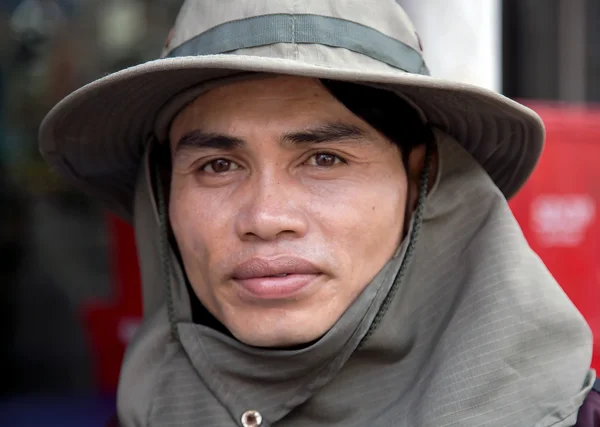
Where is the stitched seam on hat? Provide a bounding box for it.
[293,0,299,60]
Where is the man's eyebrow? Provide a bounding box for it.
[175,130,245,153]
[280,123,368,145]
[173,123,368,156]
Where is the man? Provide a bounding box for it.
[39,1,597,426]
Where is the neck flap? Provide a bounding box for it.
[117,129,594,427]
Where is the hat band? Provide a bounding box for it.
[165,13,430,75]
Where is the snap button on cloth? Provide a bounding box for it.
[241,410,262,427]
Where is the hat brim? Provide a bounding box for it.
[39,54,544,221]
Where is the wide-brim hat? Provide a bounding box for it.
[39,0,545,221]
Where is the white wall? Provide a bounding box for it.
[400,0,501,92]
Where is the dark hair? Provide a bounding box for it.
[321,79,430,163]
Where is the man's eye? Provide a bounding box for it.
[306,153,345,167]
[200,158,240,173]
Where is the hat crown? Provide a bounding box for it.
[162,0,429,75]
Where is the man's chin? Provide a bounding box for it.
[227,321,332,350]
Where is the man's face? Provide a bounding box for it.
[169,76,415,347]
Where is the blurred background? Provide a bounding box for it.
[0,0,598,425]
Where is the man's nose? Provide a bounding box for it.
[234,173,309,242]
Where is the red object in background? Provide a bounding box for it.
[510,102,600,371]
[81,215,143,393]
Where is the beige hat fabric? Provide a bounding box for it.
[39,0,545,220]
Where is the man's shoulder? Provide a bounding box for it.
[575,377,600,427]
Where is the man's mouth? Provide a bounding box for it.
[232,257,321,299]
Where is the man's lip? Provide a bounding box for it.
[231,256,321,280]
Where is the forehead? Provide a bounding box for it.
[183,75,333,107]
[168,76,360,142]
